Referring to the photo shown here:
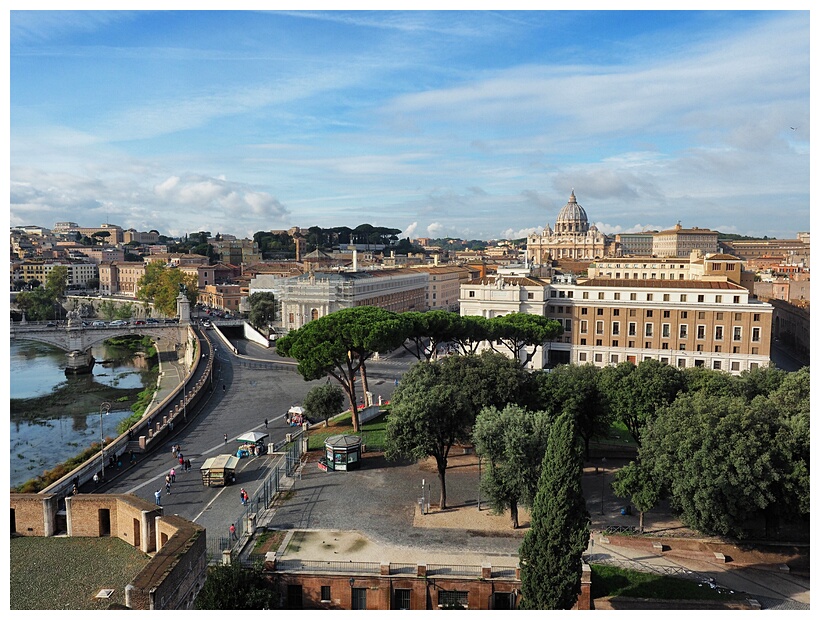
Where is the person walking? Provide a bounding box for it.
[264,418,268,428]
[229,523,237,540]
[93,472,99,486]
[240,488,247,506]
[224,433,228,443]
[170,467,176,483]
[185,458,191,472]
[155,489,162,506]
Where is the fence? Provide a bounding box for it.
[206,436,306,563]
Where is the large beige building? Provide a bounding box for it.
[98,261,146,296]
[410,265,473,311]
[459,272,772,374]
[652,223,719,257]
[526,191,612,264]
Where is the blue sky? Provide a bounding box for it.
[7,8,811,241]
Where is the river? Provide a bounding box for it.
[9,340,152,489]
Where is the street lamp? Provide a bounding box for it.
[100,402,111,481]
[599,457,607,515]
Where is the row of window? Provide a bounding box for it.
[578,339,761,354]
[577,351,760,372]
[577,308,762,322]
[307,585,469,610]
[579,321,761,341]
[578,291,743,303]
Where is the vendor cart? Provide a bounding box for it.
[200,454,240,486]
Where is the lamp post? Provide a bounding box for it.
[100,402,111,481]
[599,457,607,515]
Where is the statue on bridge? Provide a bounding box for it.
[66,310,82,328]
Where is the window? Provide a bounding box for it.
[679,344,686,350]
[439,591,469,609]
[628,322,637,336]
[678,358,687,368]
[698,311,705,320]
[596,339,603,346]
[697,295,704,303]
[733,296,740,304]
[559,290,566,298]
[581,307,588,315]
[696,344,704,352]
[663,310,670,318]
[614,293,621,300]
[613,309,620,316]
[564,319,571,331]
[394,589,411,610]
[645,342,651,348]
[733,346,740,353]
[752,327,761,342]
[697,325,706,339]
[598,292,605,300]
[713,360,721,370]
[716,295,722,303]
[714,346,721,352]
[662,324,670,338]
[610,354,619,363]
[612,322,620,335]
[321,586,331,602]
[753,313,760,321]
[663,294,670,301]
[735,312,742,320]
[716,312,723,320]
[629,309,637,317]
[597,308,604,315]
[527,292,534,299]
[596,321,604,335]
[628,340,635,348]
[695,359,705,367]
[580,320,588,334]
[733,327,742,341]
[582,292,589,299]
[750,362,759,370]
[731,361,740,371]
[579,352,587,361]
[645,324,653,337]
[647,293,653,301]
[680,294,687,302]
[468,291,475,298]
[646,310,653,317]
[630,293,637,300]
[661,357,669,364]
[681,311,688,319]
[580,338,586,345]
[594,353,603,363]
[662,342,669,349]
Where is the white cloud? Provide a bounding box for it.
[403,222,418,238]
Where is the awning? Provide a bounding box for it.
[235,431,270,443]
[288,405,305,415]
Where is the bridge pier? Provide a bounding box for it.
[65,350,95,375]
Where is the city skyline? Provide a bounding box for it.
[9,8,811,241]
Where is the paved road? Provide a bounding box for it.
[99,327,408,541]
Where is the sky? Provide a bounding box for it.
[6,6,812,242]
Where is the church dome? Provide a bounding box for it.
[555,190,589,234]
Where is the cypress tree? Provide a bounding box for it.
[519,410,590,609]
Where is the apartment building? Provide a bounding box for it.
[459,273,772,374]
[98,261,146,296]
[410,265,472,311]
[198,283,243,312]
[279,269,427,331]
[12,260,98,287]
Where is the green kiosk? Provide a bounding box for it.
[320,434,362,472]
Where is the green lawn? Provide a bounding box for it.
[593,420,638,447]
[590,564,744,601]
[307,410,389,451]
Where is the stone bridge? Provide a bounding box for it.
[11,322,189,374]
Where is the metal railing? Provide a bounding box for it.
[428,564,483,577]
[276,560,382,574]
[584,552,696,579]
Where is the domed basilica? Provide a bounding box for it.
[526,190,613,264]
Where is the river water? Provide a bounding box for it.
[9,340,150,489]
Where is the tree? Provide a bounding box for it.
[396,310,462,361]
[15,287,55,321]
[194,561,277,609]
[91,230,111,244]
[487,313,563,367]
[136,262,198,316]
[598,359,683,446]
[45,265,69,299]
[611,460,661,532]
[450,315,491,355]
[534,363,609,459]
[640,391,802,538]
[385,352,532,509]
[249,300,277,330]
[303,383,345,427]
[473,405,551,528]
[519,411,589,609]
[275,307,405,431]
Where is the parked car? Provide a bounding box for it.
[146,318,159,324]
[46,322,56,327]
[134,319,146,325]
[91,320,107,327]
[164,318,179,324]
[109,319,128,327]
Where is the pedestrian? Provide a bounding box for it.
[171,444,176,456]
[224,433,228,443]
[229,523,237,540]
[223,384,226,392]
[179,454,184,467]
[155,489,162,506]
[165,480,171,494]
[170,468,176,482]
[264,418,268,428]
[71,483,78,496]
[185,458,191,471]
[240,488,247,505]
[93,472,99,485]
